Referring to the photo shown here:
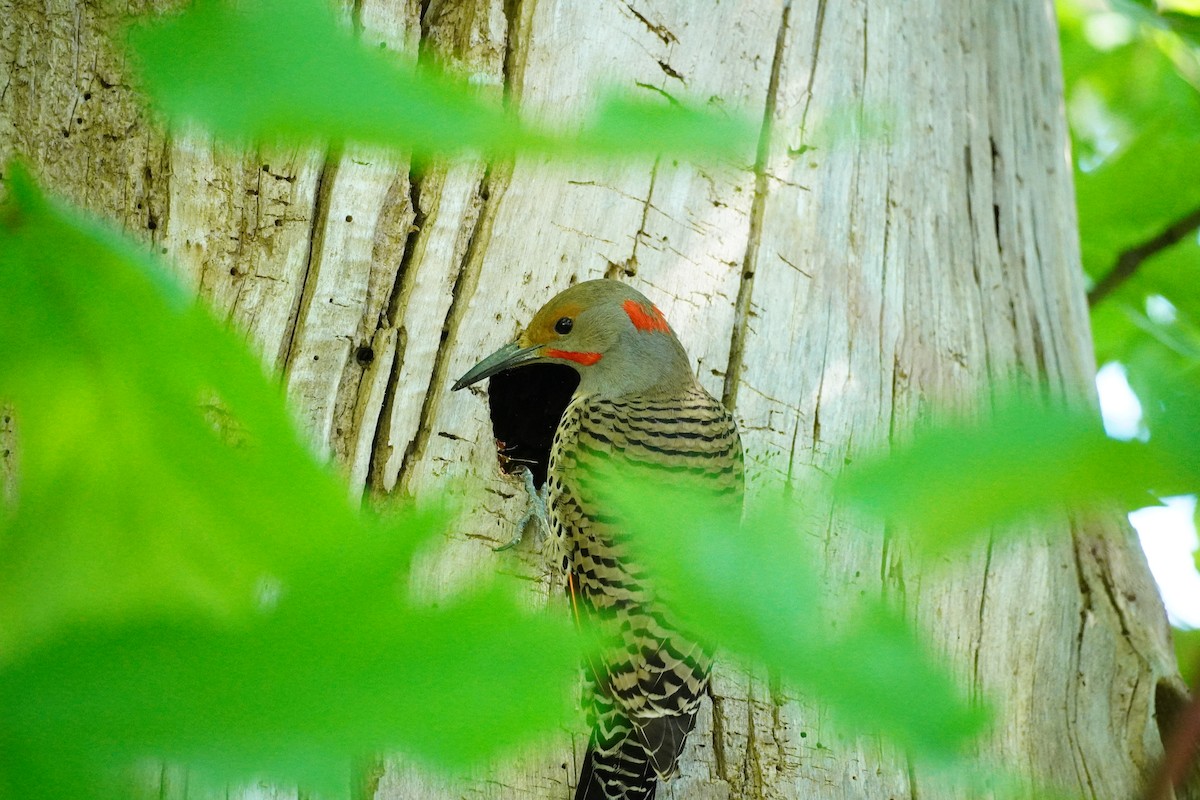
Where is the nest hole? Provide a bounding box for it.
[486,363,579,489]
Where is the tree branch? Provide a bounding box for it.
[1087,205,1200,308]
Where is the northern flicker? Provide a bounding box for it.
[453,279,744,800]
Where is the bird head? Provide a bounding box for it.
[452,279,694,398]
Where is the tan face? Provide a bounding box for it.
[519,301,585,347]
[517,291,623,369]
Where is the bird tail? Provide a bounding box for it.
[574,708,697,800]
[574,730,658,800]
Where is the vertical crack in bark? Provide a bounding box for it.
[963,139,996,384]
[364,169,425,493]
[741,681,762,795]
[1090,538,1134,641]
[395,164,511,494]
[632,156,659,269]
[607,157,661,278]
[707,682,729,781]
[721,1,793,410]
[783,411,802,496]
[879,519,893,597]
[796,0,828,151]
[769,692,788,775]
[971,534,994,697]
[146,136,172,251]
[888,354,903,446]
[1027,212,1057,388]
[502,0,536,105]
[1069,517,1105,800]
[281,157,335,373]
[906,752,921,800]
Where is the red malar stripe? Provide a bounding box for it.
[545,348,602,366]
[623,299,670,334]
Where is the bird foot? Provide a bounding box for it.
[494,465,550,551]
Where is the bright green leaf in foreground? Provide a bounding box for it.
[0,164,579,793]
[125,0,754,161]
[0,584,577,797]
[0,161,374,653]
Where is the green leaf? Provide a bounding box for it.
[838,401,1178,550]
[0,164,581,790]
[0,583,578,796]
[124,0,754,161]
[1076,133,1200,284]
[0,162,392,656]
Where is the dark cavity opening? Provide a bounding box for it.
[1152,677,1200,794]
[486,363,579,489]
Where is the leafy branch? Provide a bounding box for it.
[1088,203,1200,307]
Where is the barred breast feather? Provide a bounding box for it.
[547,382,744,800]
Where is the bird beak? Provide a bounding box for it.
[451,342,542,391]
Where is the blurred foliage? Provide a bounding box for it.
[0,165,579,796]
[1062,0,1200,420]
[840,401,1178,549]
[1060,0,1200,655]
[580,456,988,765]
[125,0,755,161]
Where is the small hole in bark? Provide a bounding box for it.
[75,117,83,124]
[229,267,238,276]
[355,345,375,365]
[147,214,157,230]
[345,214,353,222]
[274,219,282,227]
[83,92,91,100]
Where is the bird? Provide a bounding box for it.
[453,278,744,800]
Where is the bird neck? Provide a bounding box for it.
[574,333,695,399]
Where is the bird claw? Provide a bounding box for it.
[494,465,550,551]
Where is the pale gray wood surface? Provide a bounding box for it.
[0,0,1185,798]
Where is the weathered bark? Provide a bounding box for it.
[0,0,1186,798]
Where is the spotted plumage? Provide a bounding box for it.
[453,279,744,800]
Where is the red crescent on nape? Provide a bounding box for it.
[544,348,602,366]
[622,299,671,334]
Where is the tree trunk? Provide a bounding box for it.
[0,0,1186,798]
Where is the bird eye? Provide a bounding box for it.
[554,317,574,335]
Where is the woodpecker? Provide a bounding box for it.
[453,279,744,800]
